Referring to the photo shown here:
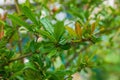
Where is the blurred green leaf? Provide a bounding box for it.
[21,6,39,25]
[23,68,42,80]
[8,15,30,29]
[91,36,101,43]
[54,21,65,41]
[47,49,57,58]
[40,18,54,34]
[38,29,56,42]
[65,26,76,37]
[60,43,71,50]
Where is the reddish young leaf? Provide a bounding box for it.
[0,26,4,39]
[0,11,7,39]
[75,22,82,38]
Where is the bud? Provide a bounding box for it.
[0,9,7,39]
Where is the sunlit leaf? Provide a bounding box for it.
[54,21,65,41]
[47,49,57,58]
[8,14,30,29]
[38,29,56,42]
[40,18,54,34]
[65,26,76,37]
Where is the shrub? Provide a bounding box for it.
[0,0,120,80]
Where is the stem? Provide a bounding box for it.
[14,0,21,14]
[65,44,91,68]
[17,31,23,55]
[9,53,32,63]
[0,53,33,67]
[14,0,23,62]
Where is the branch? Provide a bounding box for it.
[9,53,32,63]
[95,26,120,35]
[65,44,91,68]
[0,53,33,67]
[65,26,120,68]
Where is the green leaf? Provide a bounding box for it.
[24,0,31,7]
[54,70,73,77]
[0,20,5,26]
[65,26,76,37]
[30,54,44,68]
[54,21,65,41]
[11,61,24,72]
[29,40,40,52]
[47,70,73,80]
[47,49,57,58]
[45,57,51,68]
[21,6,39,25]
[91,36,101,43]
[8,14,30,29]
[38,30,56,42]
[40,18,54,34]
[60,43,71,50]
[23,68,42,80]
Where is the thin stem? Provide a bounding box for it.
[9,53,32,63]
[65,43,92,68]
[14,0,21,14]
[0,53,33,67]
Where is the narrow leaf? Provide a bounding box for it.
[21,6,38,25]
[54,21,65,41]
[24,68,42,80]
[65,26,76,37]
[47,49,57,58]
[8,14,30,29]
[75,22,82,38]
[38,30,56,42]
[40,18,54,34]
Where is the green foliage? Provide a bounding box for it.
[54,21,65,41]
[0,0,120,80]
[8,14,30,29]
[40,18,54,34]
[21,6,39,26]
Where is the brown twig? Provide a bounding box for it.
[9,53,32,63]
[0,53,33,67]
[95,26,119,35]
